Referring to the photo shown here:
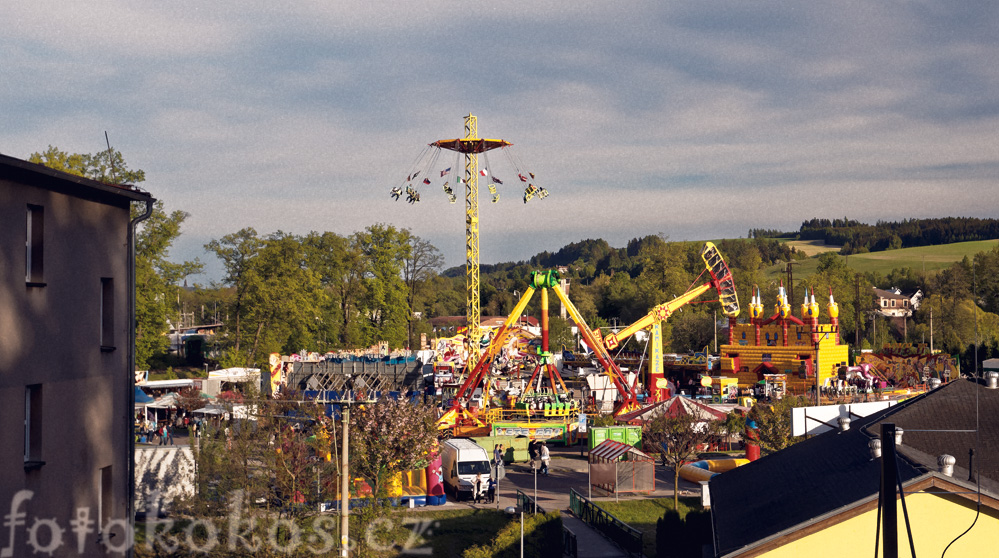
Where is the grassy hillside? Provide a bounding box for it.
[763,239,999,282]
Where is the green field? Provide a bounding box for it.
[763,239,999,282]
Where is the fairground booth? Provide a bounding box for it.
[588,439,655,496]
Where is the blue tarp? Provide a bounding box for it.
[135,386,154,404]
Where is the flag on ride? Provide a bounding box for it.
[529,172,535,179]
[441,167,451,177]
[492,176,503,185]
[423,178,431,184]
[479,169,488,176]
[518,173,528,182]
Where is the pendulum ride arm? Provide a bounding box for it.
[451,285,536,408]
[550,283,638,411]
[599,242,741,404]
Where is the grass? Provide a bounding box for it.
[763,239,999,282]
[136,506,511,557]
[781,239,842,257]
[595,497,701,558]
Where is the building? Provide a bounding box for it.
[873,287,922,318]
[0,153,153,556]
[709,377,999,557]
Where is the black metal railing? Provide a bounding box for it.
[562,524,578,558]
[516,489,545,514]
[569,488,643,557]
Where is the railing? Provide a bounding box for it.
[482,407,577,424]
[569,488,643,557]
[516,489,544,514]
[562,524,578,558]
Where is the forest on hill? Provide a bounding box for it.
[750,217,999,255]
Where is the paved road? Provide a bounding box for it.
[458,444,706,557]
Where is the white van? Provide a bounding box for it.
[440,438,491,501]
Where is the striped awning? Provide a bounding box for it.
[589,439,652,462]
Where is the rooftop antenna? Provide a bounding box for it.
[104,131,119,184]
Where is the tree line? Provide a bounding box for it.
[753,217,999,255]
[29,147,999,372]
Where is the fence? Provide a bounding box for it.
[562,524,578,558]
[568,488,643,557]
[516,489,545,514]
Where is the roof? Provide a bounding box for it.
[0,152,153,207]
[872,287,914,300]
[589,440,652,462]
[138,379,196,389]
[616,396,728,423]
[444,438,488,453]
[710,379,999,557]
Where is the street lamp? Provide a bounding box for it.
[504,506,525,558]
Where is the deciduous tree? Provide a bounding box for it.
[643,413,719,511]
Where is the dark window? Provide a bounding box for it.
[457,461,491,475]
[24,384,42,462]
[100,466,113,529]
[26,205,44,285]
[101,278,115,350]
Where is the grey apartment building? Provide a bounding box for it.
[1,153,153,557]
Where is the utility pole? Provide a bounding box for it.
[340,403,350,558]
[879,423,899,558]
[786,262,798,318]
[855,275,861,348]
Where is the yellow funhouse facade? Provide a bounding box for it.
[718,287,849,394]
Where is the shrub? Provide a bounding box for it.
[463,510,562,558]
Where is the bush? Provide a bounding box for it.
[656,510,683,558]
[657,508,712,558]
[463,511,562,558]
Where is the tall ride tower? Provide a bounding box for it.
[431,114,511,366]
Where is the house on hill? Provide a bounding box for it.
[709,376,999,557]
[873,287,922,318]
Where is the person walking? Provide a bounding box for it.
[539,441,551,476]
[165,423,174,445]
[528,439,539,470]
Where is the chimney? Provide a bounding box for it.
[894,428,904,446]
[987,372,998,389]
[869,438,882,460]
[838,416,851,432]
[938,455,956,477]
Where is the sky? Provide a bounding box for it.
[3,1,998,283]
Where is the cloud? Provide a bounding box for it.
[1,0,997,281]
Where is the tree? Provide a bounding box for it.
[748,396,810,456]
[240,232,326,364]
[135,201,203,368]
[643,413,719,511]
[348,398,439,502]
[28,144,145,184]
[206,228,264,358]
[356,224,411,348]
[721,410,746,452]
[402,234,444,349]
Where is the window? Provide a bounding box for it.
[903,300,909,307]
[101,278,115,350]
[882,300,888,307]
[891,300,896,307]
[100,466,113,530]
[24,384,43,468]
[25,205,44,285]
